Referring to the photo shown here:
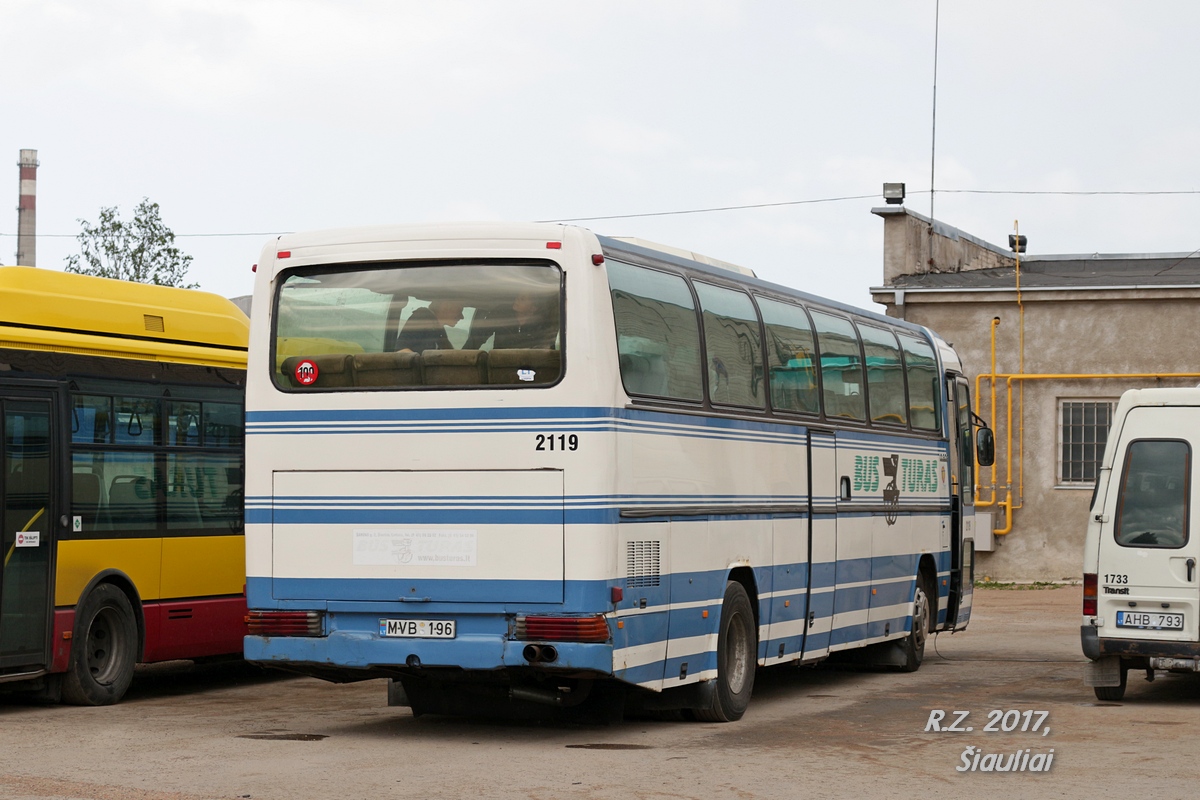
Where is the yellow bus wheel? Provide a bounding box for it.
[61,584,138,706]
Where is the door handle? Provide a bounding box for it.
[840,476,851,501]
[1187,558,1195,583]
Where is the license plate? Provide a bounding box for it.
[379,619,456,639]
[1116,611,1184,630]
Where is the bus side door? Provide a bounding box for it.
[802,430,836,660]
[0,388,60,676]
[945,376,975,630]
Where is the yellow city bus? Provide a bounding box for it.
[0,266,248,704]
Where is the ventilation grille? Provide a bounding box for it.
[626,540,661,588]
[144,314,165,332]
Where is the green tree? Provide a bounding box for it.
[64,198,197,288]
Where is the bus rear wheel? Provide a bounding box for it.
[61,584,138,706]
[694,580,756,723]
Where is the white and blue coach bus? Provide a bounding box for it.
[243,223,993,722]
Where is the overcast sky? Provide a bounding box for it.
[3,1,1198,307]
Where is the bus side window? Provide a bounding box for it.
[810,311,866,422]
[607,261,703,402]
[693,282,765,409]
[899,334,940,431]
[858,324,907,427]
[756,296,819,416]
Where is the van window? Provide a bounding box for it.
[608,261,703,402]
[1115,439,1190,549]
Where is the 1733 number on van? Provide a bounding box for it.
[380,619,457,638]
[1116,611,1184,630]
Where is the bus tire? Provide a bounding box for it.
[1093,662,1128,702]
[900,574,933,673]
[61,584,138,706]
[694,580,756,723]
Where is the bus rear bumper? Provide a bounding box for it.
[244,630,615,675]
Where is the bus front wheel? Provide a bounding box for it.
[694,580,756,723]
[900,574,933,673]
[61,584,138,706]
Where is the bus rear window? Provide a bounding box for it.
[272,263,562,390]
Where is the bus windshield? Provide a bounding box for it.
[273,262,563,390]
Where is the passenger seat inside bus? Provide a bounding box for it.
[422,349,488,385]
[352,351,424,386]
[72,471,103,529]
[109,475,156,525]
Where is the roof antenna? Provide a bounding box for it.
[929,0,941,225]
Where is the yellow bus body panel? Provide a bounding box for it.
[0,266,248,368]
[55,538,163,608]
[160,535,246,598]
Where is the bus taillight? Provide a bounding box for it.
[247,610,324,637]
[515,615,610,643]
[1083,573,1098,616]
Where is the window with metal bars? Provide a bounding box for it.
[1058,399,1117,484]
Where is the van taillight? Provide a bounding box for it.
[1083,573,1098,616]
[247,610,324,636]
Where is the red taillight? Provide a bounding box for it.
[516,615,609,643]
[246,610,323,637]
[546,242,562,250]
[277,250,291,259]
[1083,573,1098,616]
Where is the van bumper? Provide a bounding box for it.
[1082,625,1200,660]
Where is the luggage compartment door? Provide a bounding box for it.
[271,470,564,603]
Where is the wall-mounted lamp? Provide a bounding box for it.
[1008,234,1027,253]
[882,182,906,205]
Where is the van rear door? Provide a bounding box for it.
[1095,406,1200,645]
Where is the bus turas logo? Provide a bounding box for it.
[294,359,319,386]
[854,453,940,526]
[883,454,900,525]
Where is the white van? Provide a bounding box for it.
[1082,387,1200,700]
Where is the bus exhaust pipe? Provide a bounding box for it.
[522,644,559,663]
[509,685,565,706]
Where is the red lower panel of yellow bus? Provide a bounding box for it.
[50,595,247,673]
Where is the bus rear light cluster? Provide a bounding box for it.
[1083,573,1098,616]
[515,615,609,643]
[247,610,324,637]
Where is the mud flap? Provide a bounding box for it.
[1084,655,1122,687]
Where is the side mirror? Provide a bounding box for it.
[976,427,995,468]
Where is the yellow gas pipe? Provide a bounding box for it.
[976,371,1200,535]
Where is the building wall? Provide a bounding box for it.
[877,206,1015,284]
[874,286,1200,581]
